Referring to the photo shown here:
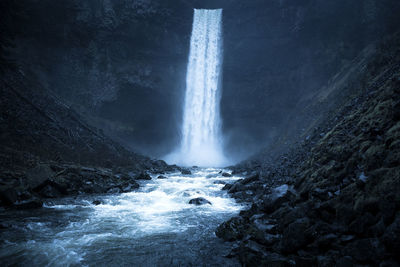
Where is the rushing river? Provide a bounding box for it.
[0,168,244,266]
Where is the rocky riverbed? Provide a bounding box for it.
[0,161,181,210]
[0,168,244,266]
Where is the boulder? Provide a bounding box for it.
[25,164,54,189]
[92,200,102,205]
[0,187,18,206]
[335,256,354,267]
[262,185,296,214]
[216,216,247,241]
[134,172,152,180]
[348,212,376,235]
[14,198,43,209]
[36,184,63,198]
[382,214,400,256]
[221,172,232,177]
[240,173,259,185]
[181,169,192,175]
[222,183,233,190]
[107,187,121,194]
[228,183,246,194]
[344,238,385,263]
[279,218,313,253]
[238,240,294,267]
[121,181,140,192]
[157,175,167,179]
[314,233,338,250]
[188,197,211,205]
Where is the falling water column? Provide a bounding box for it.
[168,9,226,167]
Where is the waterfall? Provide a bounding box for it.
[166,9,227,167]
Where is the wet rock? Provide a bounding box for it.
[344,238,385,263]
[14,198,43,209]
[134,172,152,180]
[0,188,18,206]
[121,182,139,192]
[107,187,121,194]
[316,255,336,266]
[336,204,357,225]
[222,183,233,190]
[240,173,259,185]
[262,185,296,214]
[157,175,167,179]
[213,180,226,185]
[348,212,376,235]
[340,235,355,244]
[165,164,179,172]
[335,256,354,267]
[311,187,331,201]
[36,184,63,198]
[380,260,400,267]
[216,216,248,241]
[92,200,102,205]
[354,197,380,215]
[228,183,246,194]
[188,197,211,205]
[379,198,396,225]
[367,218,386,237]
[25,164,54,189]
[221,172,232,177]
[181,169,192,175]
[238,240,294,267]
[382,214,400,255]
[279,218,313,253]
[314,233,338,250]
[153,160,167,169]
[0,222,10,229]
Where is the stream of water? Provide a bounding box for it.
[0,168,244,266]
[166,9,227,167]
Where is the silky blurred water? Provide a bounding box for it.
[0,168,244,266]
[165,9,227,167]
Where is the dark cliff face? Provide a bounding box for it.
[220,0,400,159]
[2,0,193,157]
[2,0,400,160]
[217,33,400,265]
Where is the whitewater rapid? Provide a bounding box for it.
[0,168,244,266]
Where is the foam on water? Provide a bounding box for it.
[0,168,244,266]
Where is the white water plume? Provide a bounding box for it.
[166,9,227,167]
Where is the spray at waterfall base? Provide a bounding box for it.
[165,9,228,167]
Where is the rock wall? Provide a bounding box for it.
[2,0,400,159]
[218,33,400,265]
[0,70,175,209]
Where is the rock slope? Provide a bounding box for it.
[217,33,400,266]
[0,70,176,209]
